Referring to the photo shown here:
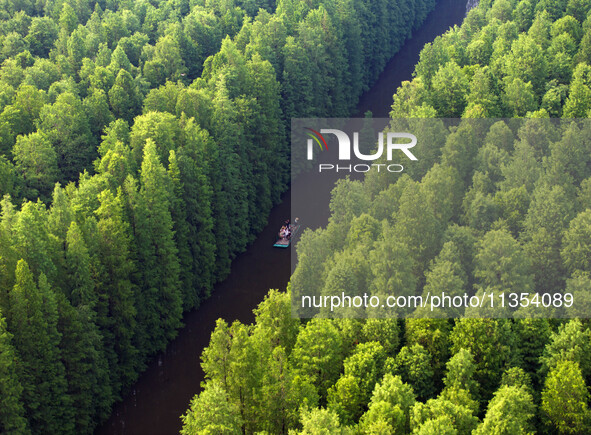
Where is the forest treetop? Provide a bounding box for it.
[0,0,437,433]
[184,0,591,433]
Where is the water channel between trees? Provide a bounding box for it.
[96,0,467,432]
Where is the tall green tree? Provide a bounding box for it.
[431,61,469,117]
[392,181,442,279]
[209,78,250,255]
[422,241,467,305]
[405,319,452,389]
[10,200,57,283]
[539,319,591,381]
[296,407,349,435]
[473,229,533,295]
[291,319,345,400]
[366,373,416,433]
[8,261,73,434]
[328,342,387,424]
[180,381,243,435]
[94,189,138,393]
[562,209,591,275]
[450,319,516,404]
[259,346,318,433]
[55,291,111,433]
[474,385,535,435]
[37,92,96,181]
[542,360,591,434]
[563,63,591,117]
[182,118,231,281]
[127,140,182,357]
[522,183,574,293]
[25,17,58,57]
[166,150,194,311]
[0,309,27,435]
[64,221,95,308]
[390,343,435,401]
[108,69,141,124]
[176,120,217,298]
[12,132,60,201]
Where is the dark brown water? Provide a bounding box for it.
[96,0,466,433]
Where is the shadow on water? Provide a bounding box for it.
[96,0,466,433]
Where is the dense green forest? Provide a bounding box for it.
[182,0,591,433]
[0,0,437,433]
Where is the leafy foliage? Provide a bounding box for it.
[184,0,591,433]
[0,0,438,431]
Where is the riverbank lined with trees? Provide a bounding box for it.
[0,0,437,433]
[183,0,591,433]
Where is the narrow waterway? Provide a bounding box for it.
[96,0,466,433]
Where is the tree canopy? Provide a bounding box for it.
[184,0,591,432]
